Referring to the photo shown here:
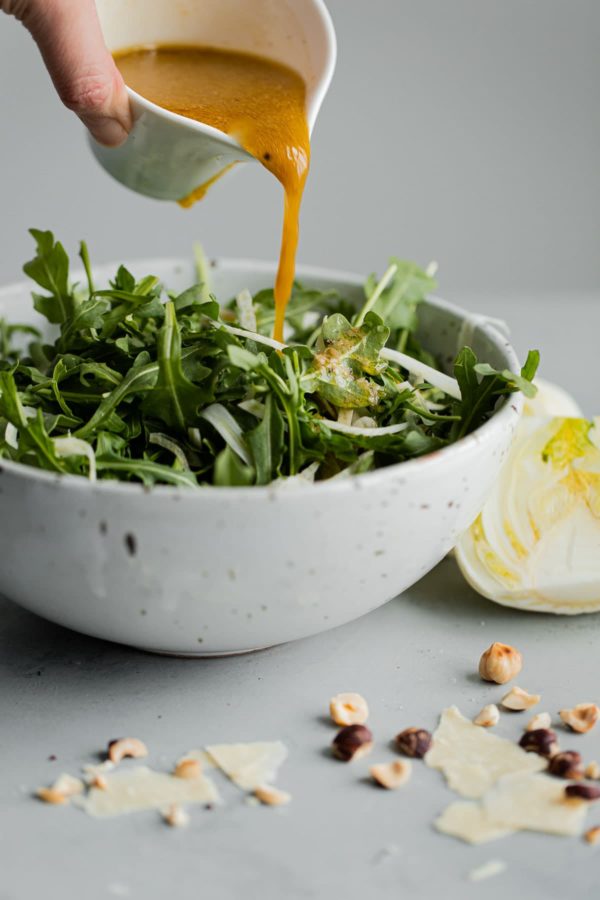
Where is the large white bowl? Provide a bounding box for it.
[0,260,522,655]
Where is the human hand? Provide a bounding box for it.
[2,0,131,146]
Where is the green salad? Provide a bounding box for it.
[0,230,538,487]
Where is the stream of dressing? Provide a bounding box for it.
[114,45,311,342]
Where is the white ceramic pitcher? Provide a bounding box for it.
[91,0,337,201]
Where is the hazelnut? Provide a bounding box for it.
[107,737,148,764]
[478,642,522,684]
[254,785,292,806]
[586,761,600,780]
[91,774,108,790]
[518,729,559,759]
[395,727,432,758]
[585,826,600,845]
[162,803,190,827]
[548,750,584,780]
[473,704,500,728]
[174,758,202,780]
[501,686,541,711]
[559,703,600,734]
[370,760,412,789]
[329,692,369,727]
[565,784,600,802]
[36,774,84,804]
[332,725,374,762]
[526,712,552,732]
[36,787,69,805]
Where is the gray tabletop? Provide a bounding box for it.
[2,293,600,900]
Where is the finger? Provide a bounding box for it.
[20,0,132,146]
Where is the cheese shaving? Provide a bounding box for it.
[482,772,588,836]
[435,801,514,844]
[425,706,545,798]
[436,772,588,844]
[468,860,507,882]
[74,766,219,817]
[205,741,288,790]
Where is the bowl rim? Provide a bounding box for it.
[0,257,524,500]
[106,0,338,137]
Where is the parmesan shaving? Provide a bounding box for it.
[468,860,507,882]
[52,773,85,797]
[236,288,257,333]
[74,766,219,817]
[482,772,588,836]
[436,772,589,844]
[205,741,287,790]
[316,418,409,438]
[82,760,115,779]
[425,706,545,798]
[435,801,514,844]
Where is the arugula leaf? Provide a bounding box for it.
[0,370,28,428]
[365,259,436,331]
[474,349,540,399]
[0,231,539,487]
[141,302,211,433]
[453,347,539,438]
[309,313,389,409]
[57,297,111,352]
[23,229,77,323]
[247,393,285,484]
[213,445,254,486]
[96,453,199,487]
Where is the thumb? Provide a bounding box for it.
[18,0,132,147]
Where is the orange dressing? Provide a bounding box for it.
[177,162,237,208]
[114,45,311,342]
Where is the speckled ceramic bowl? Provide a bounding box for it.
[0,260,522,655]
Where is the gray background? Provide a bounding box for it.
[0,0,599,294]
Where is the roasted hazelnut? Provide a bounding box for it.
[370,760,412,789]
[526,712,552,732]
[501,686,541,711]
[585,826,600,845]
[565,784,600,802]
[586,761,600,780]
[254,785,292,806]
[107,737,148,764]
[329,692,369,727]
[478,642,522,684]
[332,724,374,762]
[548,750,584,780]
[162,803,190,827]
[518,728,559,759]
[559,703,600,734]
[473,704,500,728]
[91,773,108,790]
[174,758,202,780]
[36,773,84,804]
[36,787,69,805]
[395,727,432,758]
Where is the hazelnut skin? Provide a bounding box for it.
[478,642,522,684]
[332,725,373,762]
